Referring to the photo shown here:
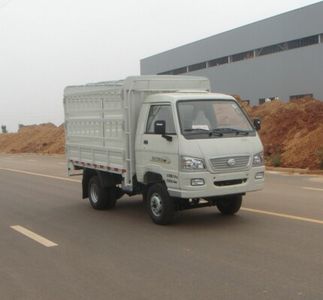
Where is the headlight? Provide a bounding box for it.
[181,156,206,171]
[253,152,264,166]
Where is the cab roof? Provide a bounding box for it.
[144,92,235,103]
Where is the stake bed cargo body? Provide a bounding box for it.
[64,75,264,224]
[64,76,210,189]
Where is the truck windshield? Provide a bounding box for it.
[177,100,254,138]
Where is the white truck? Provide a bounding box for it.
[64,75,264,224]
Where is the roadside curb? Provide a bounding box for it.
[266,166,323,176]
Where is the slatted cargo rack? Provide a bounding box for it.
[63,75,210,191]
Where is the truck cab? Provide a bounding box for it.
[135,92,264,223]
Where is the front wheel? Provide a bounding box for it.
[216,195,242,215]
[88,176,117,210]
[146,183,175,225]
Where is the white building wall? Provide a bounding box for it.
[188,43,323,103]
[140,2,323,104]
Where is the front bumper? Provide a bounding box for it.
[167,166,265,198]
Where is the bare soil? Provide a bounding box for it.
[0,98,323,169]
[0,123,65,154]
[242,98,323,169]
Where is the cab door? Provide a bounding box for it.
[135,103,179,189]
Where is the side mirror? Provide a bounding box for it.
[253,118,261,131]
[154,120,166,135]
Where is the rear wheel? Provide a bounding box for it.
[216,195,242,215]
[88,176,116,210]
[146,183,175,225]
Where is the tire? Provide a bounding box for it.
[216,194,242,215]
[142,185,148,203]
[88,176,117,210]
[146,183,175,225]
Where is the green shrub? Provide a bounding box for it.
[317,147,323,170]
[271,153,281,167]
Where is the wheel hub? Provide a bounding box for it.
[150,193,163,217]
[90,183,99,204]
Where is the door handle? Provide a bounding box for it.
[144,140,148,145]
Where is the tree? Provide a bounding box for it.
[1,125,7,133]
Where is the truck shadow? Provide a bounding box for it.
[115,196,252,229]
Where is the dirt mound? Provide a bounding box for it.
[244,98,323,169]
[0,123,65,154]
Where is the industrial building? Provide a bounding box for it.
[140,2,323,105]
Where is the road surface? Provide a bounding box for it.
[0,154,322,299]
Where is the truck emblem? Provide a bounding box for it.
[227,158,236,167]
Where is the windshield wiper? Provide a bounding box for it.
[184,128,223,137]
[183,128,210,134]
[184,128,209,132]
[211,128,250,136]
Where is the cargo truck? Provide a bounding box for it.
[64,76,264,224]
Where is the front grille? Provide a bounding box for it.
[210,155,250,173]
[214,178,247,186]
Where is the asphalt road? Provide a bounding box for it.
[0,154,323,300]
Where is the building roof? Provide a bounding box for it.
[141,2,323,75]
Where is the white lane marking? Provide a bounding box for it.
[265,171,281,174]
[265,171,291,176]
[0,167,81,183]
[308,178,323,183]
[2,167,322,225]
[265,171,289,175]
[11,225,58,247]
[242,208,323,225]
[302,187,323,192]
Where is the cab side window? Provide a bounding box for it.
[146,105,176,134]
